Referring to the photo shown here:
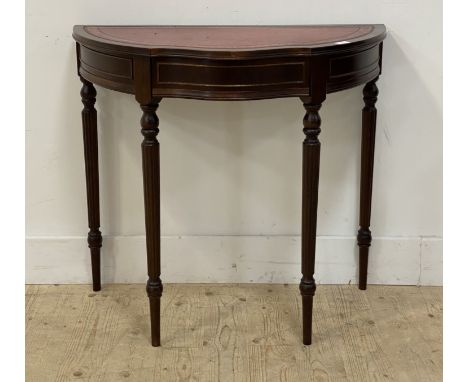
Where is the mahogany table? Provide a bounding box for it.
[73,25,386,347]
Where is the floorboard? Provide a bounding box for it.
[25,284,442,382]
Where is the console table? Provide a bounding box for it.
[73,25,386,347]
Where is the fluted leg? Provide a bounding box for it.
[80,77,102,292]
[140,99,163,347]
[299,99,321,345]
[358,78,379,290]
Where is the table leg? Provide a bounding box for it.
[299,100,321,345]
[357,78,379,290]
[80,77,102,292]
[140,99,163,347]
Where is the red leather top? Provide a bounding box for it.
[83,25,375,50]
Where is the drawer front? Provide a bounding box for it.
[152,57,309,100]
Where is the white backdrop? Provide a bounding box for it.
[26,0,442,285]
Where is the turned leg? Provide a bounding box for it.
[299,99,321,345]
[140,99,163,347]
[357,78,379,290]
[80,77,102,292]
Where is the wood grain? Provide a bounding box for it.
[26,284,442,381]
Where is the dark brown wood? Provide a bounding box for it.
[327,44,381,93]
[134,55,154,105]
[299,99,322,345]
[73,25,386,101]
[73,25,386,347]
[80,77,102,292]
[152,56,310,100]
[140,99,163,347]
[358,78,379,290]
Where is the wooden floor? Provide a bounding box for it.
[26,284,442,382]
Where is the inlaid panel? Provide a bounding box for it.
[152,57,309,100]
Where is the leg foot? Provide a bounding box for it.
[90,246,101,292]
[147,277,163,347]
[358,228,371,290]
[300,278,316,345]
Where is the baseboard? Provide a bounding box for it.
[25,235,442,285]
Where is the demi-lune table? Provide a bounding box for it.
[73,25,386,347]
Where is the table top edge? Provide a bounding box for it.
[72,24,386,57]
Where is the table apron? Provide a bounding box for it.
[77,43,382,100]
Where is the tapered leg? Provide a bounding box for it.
[299,100,322,345]
[358,78,379,290]
[140,99,163,347]
[80,77,102,292]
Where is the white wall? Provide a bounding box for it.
[26,1,442,285]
